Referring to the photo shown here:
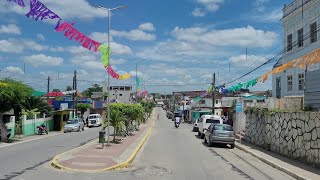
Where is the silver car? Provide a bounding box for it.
[64,118,85,133]
[204,124,235,148]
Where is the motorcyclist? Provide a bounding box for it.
[175,116,181,127]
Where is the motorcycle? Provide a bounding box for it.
[175,121,180,128]
[37,124,48,134]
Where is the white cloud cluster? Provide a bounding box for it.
[171,26,277,47]
[111,23,156,41]
[0,39,48,53]
[192,0,225,17]
[229,54,267,67]
[4,66,24,74]
[37,33,45,41]
[22,54,64,67]
[89,32,133,55]
[0,24,21,34]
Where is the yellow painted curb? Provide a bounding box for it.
[51,127,153,173]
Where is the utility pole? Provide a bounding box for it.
[75,70,78,118]
[212,73,215,115]
[47,76,50,103]
[136,63,138,103]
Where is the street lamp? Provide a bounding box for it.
[97,5,127,147]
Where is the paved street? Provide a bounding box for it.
[0,127,100,180]
[6,108,296,180]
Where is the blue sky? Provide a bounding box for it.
[0,0,293,94]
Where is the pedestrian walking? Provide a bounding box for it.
[157,114,160,120]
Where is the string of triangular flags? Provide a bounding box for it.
[7,0,131,80]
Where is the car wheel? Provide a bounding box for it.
[200,133,205,139]
[198,132,201,136]
[64,131,67,133]
[230,144,235,149]
[204,137,207,144]
[82,127,85,131]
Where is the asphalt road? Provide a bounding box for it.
[0,127,100,180]
[7,108,296,180]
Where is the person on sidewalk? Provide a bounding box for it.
[157,114,160,120]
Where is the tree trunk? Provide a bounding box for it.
[0,112,8,143]
[113,128,116,142]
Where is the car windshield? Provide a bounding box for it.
[206,119,220,124]
[67,119,78,124]
[89,116,97,119]
[214,125,233,131]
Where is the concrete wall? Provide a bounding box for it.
[232,112,246,134]
[245,111,320,167]
[22,115,53,136]
[244,97,303,111]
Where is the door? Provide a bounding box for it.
[276,77,281,99]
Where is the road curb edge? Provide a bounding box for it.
[235,144,307,180]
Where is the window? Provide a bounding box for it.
[199,99,205,104]
[287,34,293,51]
[310,22,317,43]
[298,28,304,47]
[287,75,293,92]
[206,119,220,124]
[215,100,218,104]
[298,73,305,91]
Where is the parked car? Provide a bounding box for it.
[204,124,235,148]
[193,119,199,132]
[198,115,223,139]
[87,114,102,127]
[64,118,85,133]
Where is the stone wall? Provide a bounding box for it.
[245,112,320,167]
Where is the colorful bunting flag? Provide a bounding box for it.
[7,0,25,7]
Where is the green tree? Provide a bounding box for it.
[109,104,124,142]
[66,86,72,91]
[76,103,92,119]
[52,89,60,92]
[82,84,103,98]
[0,79,33,142]
[23,96,53,117]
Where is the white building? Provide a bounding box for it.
[103,86,132,104]
[272,0,320,98]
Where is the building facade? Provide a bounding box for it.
[272,0,320,98]
[103,86,132,104]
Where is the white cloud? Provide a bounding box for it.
[171,26,277,48]
[195,0,225,12]
[0,39,24,53]
[22,54,64,67]
[257,8,282,22]
[111,23,156,41]
[192,8,205,17]
[4,66,24,74]
[0,39,48,53]
[111,58,127,65]
[138,23,155,31]
[50,46,65,52]
[90,32,133,55]
[229,54,267,67]
[23,40,48,51]
[68,46,89,54]
[111,29,156,41]
[37,33,45,41]
[0,24,21,34]
[0,0,107,20]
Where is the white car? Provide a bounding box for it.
[198,115,223,139]
[87,114,102,127]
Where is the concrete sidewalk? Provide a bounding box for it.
[235,140,320,180]
[51,124,152,172]
[0,131,62,148]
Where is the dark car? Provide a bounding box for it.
[204,124,235,148]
